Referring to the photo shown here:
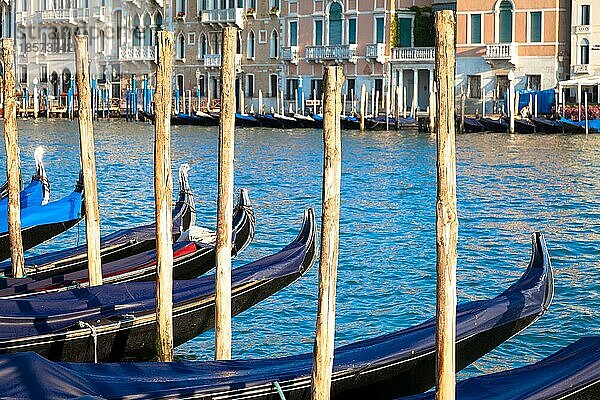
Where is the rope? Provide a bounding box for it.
[273,381,286,400]
[78,321,98,363]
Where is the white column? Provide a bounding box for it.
[398,69,404,114]
[413,69,419,112]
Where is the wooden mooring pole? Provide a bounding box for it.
[74,36,103,287]
[215,26,237,361]
[311,66,344,400]
[1,39,24,278]
[434,10,457,400]
[360,84,366,132]
[154,31,175,362]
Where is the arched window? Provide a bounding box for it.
[133,15,141,46]
[177,33,185,59]
[154,11,163,29]
[498,0,513,43]
[328,2,343,45]
[246,30,255,59]
[198,33,207,59]
[98,30,105,52]
[269,30,278,58]
[143,14,151,46]
[580,38,590,64]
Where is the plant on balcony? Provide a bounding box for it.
[409,6,434,47]
[269,6,279,16]
[175,10,185,20]
[246,7,255,16]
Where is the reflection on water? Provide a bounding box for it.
[0,120,599,377]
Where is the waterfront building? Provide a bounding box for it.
[455,0,571,113]
[563,0,599,103]
[281,0,432,115]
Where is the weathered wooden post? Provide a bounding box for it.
[311,65,343,400]
[258,89,263,114]
[215,26,236,361]
[459,86,465,134]
[1,39,25,278]
[482,88,486,117]
[360,84,366,131]
[584,91,589,136]
[429,81,436,134]
[403,86,407,118]
[74,35,103,287]
[154,31,175,362]
[434,10,457,400]
[371,87,375,117]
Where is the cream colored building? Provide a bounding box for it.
[570,0,599,77]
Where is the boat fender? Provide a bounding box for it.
[177,226,215,244]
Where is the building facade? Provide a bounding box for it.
[570,0,598,77]
[455,0,571,113]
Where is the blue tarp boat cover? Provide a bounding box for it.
[504,89,556,115]
[0,238,307,339]
[561,117,600,131]
[0,235,550,399]
[403,336,600,400]
[0,179,44,211]
[0,189,82,234]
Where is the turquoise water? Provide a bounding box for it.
[1,119,599,378]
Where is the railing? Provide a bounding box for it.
[199,8,245,28]
[485,43,516,60]
[92,6,109,21]
[391,47,434,62]
[305,44,358,63]
[281,46,298,64]
[572,64,591,74]
[366,43,387,62]
[38,8,89,22]
[119,45,156,61]
[203,53,242,68]
[574,25,591,34]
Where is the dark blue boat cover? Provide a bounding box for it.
[403,336,600,400]
[0,238,307,340]
[0,179,44,212]
[235,113,259,122]
[561,117,600,132]
[0,189,82,234]
[0,235,549,399]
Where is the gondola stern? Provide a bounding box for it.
[33,147,50,205]
[296,208,318,274]
[232,188,255,256]
[531,232,554,312]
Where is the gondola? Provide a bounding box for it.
[0,147,50,208]
[254,113,285,128]
[0,165,202,281]
[369,116,399,131]
[138,109,154,122]
[171,113,207,126]
[397,116,418,129]
[0,188,254,298]
[0,173,84,262]
[561,117,586,134]
[0,232,553,398]
[460,117,485,133]
[340,115,360,130]
[293,113,321,129]
[530,117,564,133]
[402,336,600,400]
[478,117,508,133]
[235,113,261,127]
[506,117,537,134]
[273,113,303,129]
[0,208,316,362]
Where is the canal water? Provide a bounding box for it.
[1,119,598,378]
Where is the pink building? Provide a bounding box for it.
[280,0,432,114]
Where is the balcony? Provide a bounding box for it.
[391,47,434,62]
[119,45,156,62]
[281,46,299,64]
[574,25,591,34]
[572,64,591,74]
[15,11,27,25]
[366,43,387,63]
[92,6,109,22]
[199,8,245,29]
[305,44,358,64]
[484,43,517,65]
[36,8,89,23]
[203,53,243,69]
